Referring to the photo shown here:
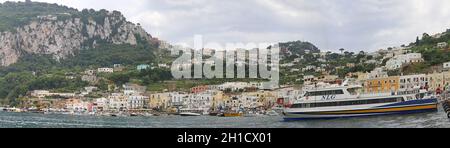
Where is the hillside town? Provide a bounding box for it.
[2,41,450,117]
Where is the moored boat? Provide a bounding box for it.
[5,107,23,113]
[209,112,219,116]
[284,84,438,121]
[180,112,202,116]
[178,108,204,116]
[223,112,243,117]
[266,110,280,116]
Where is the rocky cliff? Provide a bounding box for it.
[0,8,152,66]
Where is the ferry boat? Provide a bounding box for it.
[284,84,438,120]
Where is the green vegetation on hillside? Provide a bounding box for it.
[0,41,163,104]
[0,1,167,104]
[279,41,320,56]
[0,1,78,32]
[400,31,450,74]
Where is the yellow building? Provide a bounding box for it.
[445,71,450,89]
[428,72,444,92]
[241,91,277,108]
[210,91,230,109]
[357,72,368,82]
[148,93,170,110]
[428,71,450,91]
[364,76,400,93]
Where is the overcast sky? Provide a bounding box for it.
[2,0,450,52]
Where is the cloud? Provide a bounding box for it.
[1,0,450,52]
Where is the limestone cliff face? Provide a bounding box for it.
[0,11,152,66]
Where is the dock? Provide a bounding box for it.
[442,91,450,118]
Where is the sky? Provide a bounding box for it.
[2,0,450,52]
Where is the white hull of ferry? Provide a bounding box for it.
[284,98,438,120]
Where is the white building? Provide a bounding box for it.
[302,65,316,72]
[158,64,170,69]
[97,68,114,73]
[84,70,96,75]
[383,47,407,59]
[108,93,128,110]
[65,100,90,112]
[218,82,249,92]
[229,95,260,109]
[437,42,448,48]
[123,83,147,95]
[385,53,424,70]
[31,90,51,98]
[30,90,76,99]
[170,92,188,107]
[367,68,388,79]
[281,63,295,67]
[184,93,212,111]
[364,60,378,64]
[81,86,98,96]
[81,75,98,84]
[93,98,109,111]
[315,67,326,72]
[291,69,300,72]
[444,62,450,69]
[318,58,327,63]
[399,74,428,90]
[127,95,149,109]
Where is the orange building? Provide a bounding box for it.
[364,76,400,93]
[191,85,209,94]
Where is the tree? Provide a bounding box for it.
[339,48,345,54]
[358,51,365,55]
[415,36,420,45]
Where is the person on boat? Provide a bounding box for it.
[436,87,442,95]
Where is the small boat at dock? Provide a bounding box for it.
[180,112,202,116]
[223,112,243,117]
[209,112,219,116]
[178,108,204,116]
[266,110,280,116]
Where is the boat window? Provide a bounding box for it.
[291,97,401,108]
[306,90,344,96]
[347,88,359,95]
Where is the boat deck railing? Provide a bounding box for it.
[360,89,421,96]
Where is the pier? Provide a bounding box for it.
[442,91,450,119]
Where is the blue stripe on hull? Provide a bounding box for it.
[283,108,437,121]
[379,98,437,107]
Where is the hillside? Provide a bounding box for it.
[0,1,164,104]
[0,1,79,32]
[0,1,153,66]
[404,30,450,74]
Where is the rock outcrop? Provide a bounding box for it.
[0,11,152,66]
